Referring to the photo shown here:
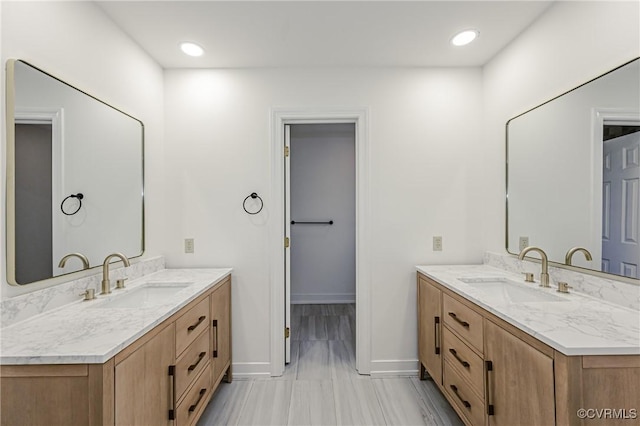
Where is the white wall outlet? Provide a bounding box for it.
[184,238,195,254]
[519,236,529,252]
[433,236,443,251]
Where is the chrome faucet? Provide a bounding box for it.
[565,247,593,266]
[518,246,550,288]
[58,253,90,270]
[101,253,130,295]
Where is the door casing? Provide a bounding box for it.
[269,107,370,376]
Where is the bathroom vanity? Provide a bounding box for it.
[417,265,639,426]
[0,269,231,426]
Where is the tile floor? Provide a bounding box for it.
[197,304,462,425]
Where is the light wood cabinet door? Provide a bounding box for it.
[115,323,175,426]
[211,278,231,383]
[485,320,555,426]
[418,276,442,384]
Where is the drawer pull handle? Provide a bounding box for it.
[168,365,176,420]
[434,316,440,355]
[449,348,470,368]
[485,360,495,416]
[449,384,471,409]
[188,315,206,332]
[189,388,207,413]
[188,352,207,372]
[448,312,470,329]
[213,319,219,358]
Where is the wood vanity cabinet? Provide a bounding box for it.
[0,276,232,426]
[417,272,640,426]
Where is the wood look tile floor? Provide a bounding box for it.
[197,304,462,426]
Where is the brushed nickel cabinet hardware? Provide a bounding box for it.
[449,348,470,368]
[434,317,441,355]
[485,360,495,415]
[189,388,207,413]
[448,312,470,328]
[449,384,471,408]
[188,352,207,372]
[213,319,219,358]
[168,365,176,420]
[188,315,206,332]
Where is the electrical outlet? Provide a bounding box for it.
[433,236,443,251]
[184,238,194,254]
[519,236,529,252]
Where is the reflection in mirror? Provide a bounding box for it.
[6,60,144,285]
[507,58,639,281]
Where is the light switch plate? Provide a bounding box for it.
[184,238,194,254]
[519,236,529,252]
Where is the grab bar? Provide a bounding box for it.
[291,220,334,225]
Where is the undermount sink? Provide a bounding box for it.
[458,277,567,303]
[92,282,194,309]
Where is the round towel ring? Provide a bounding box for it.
[61,193,84,216]
[243,192,263,215]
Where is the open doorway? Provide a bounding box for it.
[284,123,356,375]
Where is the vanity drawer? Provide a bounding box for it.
[444,360,485,426]
[442,327,484,397]
[176,298,210,356]
[176,364,211,426]
[443,294,483,354]
[175,328,210,397]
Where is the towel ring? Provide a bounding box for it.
[61,193,84,216]
[243,192,263,215]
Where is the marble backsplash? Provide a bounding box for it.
[0,256,165,328]
[484,251,640,311]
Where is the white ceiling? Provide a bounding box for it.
[97,1,553,69]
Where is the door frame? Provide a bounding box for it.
[269,107,371,376]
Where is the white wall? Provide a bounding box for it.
[483,0,640,260]
[1,1,164,298]
[163,67,485,373]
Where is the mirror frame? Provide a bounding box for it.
[505,56,640,285]
[5,59,145,286]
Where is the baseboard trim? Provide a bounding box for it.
[231,362,271,378]
[369,359,420,378]
[291,293,355,304]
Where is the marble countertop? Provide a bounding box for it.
[417,264,640,356]
[0,268,232,365]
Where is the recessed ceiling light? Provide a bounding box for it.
[451,30,479,47]
[180,42,204,57]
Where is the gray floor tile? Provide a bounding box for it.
[288,380,337,425]
[297,341,330,380]
[237,380,293,425]
[374,377,452,425]
[334,378,386,425]
[410,377,464,426]
[197,380,252,426]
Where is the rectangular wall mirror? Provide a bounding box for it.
[507,57,639,281]
[6,60,144,285]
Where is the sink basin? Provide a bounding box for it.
[92,282,194,309]
[458,277,567,303]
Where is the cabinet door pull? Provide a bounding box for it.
[448,312,470,328]
[188,352,207,372]
[434,316,440,355]
[485,360,495,415]
[168,365,176,420]
[449,384,471,409]
[188,315,206,332]
[449,348,470,368]
[213,319,219,358]
[189,388,207,413]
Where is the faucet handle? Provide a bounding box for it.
[116,278,128,289]
[557,282,572,294]
[79,289,96,301]
[523,272,535,283]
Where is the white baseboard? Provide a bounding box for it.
[369,359,420,378]
[231,362,271,379]
[291,293,355,304]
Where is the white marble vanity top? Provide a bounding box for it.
[0,268,232,365]
[417,264,640,356]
